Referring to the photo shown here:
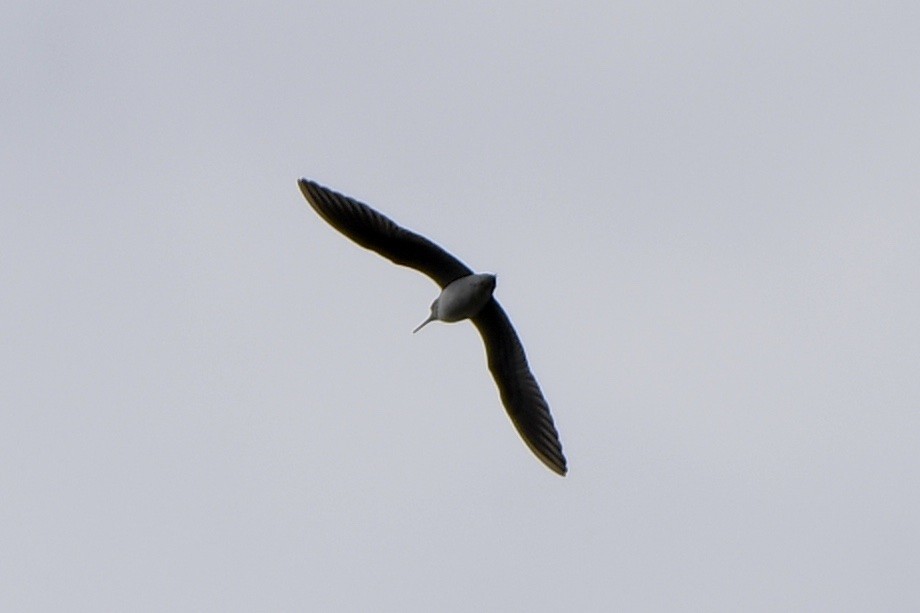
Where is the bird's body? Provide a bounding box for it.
[413,272,496,332]
[298,179,567,476]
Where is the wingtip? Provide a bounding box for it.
[533,441,568,476]
[547,459,568,477]
[527,441,567,476]
[297,178,324,215]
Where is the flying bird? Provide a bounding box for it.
[298,179,567,476]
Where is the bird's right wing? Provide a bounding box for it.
[298,179,473,288]
[473,300,567,476]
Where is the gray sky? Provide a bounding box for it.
[3,2,919,611]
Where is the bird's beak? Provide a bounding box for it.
[412,314,436,334]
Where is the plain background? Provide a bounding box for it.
[2,2,918,611]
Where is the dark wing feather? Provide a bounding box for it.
[472,300,567,476]
[298,179,473,288]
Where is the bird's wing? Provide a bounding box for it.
[472,300,567,476]
[298,179,473,288]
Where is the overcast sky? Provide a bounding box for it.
[3,2,919,611]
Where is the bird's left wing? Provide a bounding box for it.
[298,179,473,288]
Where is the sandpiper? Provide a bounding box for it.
[298,179,567,476]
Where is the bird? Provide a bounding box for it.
[298,179,567,476]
